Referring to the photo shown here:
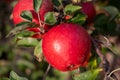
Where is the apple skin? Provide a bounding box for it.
[26,28,41,32]
[81,2,96,23]
[31,33,43,39]
[42,23,91,71]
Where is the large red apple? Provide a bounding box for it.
[81,2,96,23]
[42,23,91,71]
[12,0,53,38]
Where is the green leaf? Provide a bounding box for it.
[67,13,86,24]
[10,71,28,80]
[20,10,33,21]
[94,14,111,35]
[73,68,102,80]
[103,6,119,19]
[107,20,117,36]
[33,0,43,12]
[34,40,43,62]
[17,59,35,69]
[52,0,62,7]
[16,30,34,37]
[44,12,57,25]
[88,59,97,69]
[16,22,30,27]
[64,4,81,15]
[6,22,36,38]
[17,37,39,47]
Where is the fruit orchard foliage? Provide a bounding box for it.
[3,0,120,80]
[13,0,93,73]
[12,0,92,71]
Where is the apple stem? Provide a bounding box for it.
[43,21,45,29]
[37,13,45,33]
[37,12,42,27]
[43,64,51,80]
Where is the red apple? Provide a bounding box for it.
[13,0,53,24]
[42,23,91,71]
[12,0,53,38]
[81,2,96,23]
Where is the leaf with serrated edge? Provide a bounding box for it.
[33,0,43,12]
[44,12,57,25]
[73,68,102,80]
[64,4,81,15]
[34,40,43,62]
[20,10,33,21]
[6,22,36,38]
[10,71,28,80]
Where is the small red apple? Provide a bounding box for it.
[81,2,96,23]
[13,0,53,24]
[42,23,91,71]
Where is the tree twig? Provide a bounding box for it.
[42,64,51,80]
[92,37,119,80]
[91,37,112,80]
[91,38,110,72]
[108,68,120,78]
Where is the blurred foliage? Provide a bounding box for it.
[0,0,120,80]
